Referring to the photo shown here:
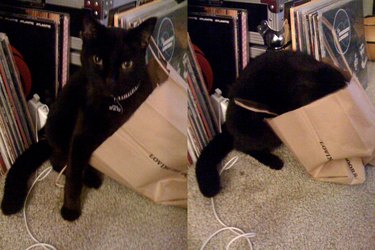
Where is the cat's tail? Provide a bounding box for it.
[195,124,234,197]
[1,139,52,215]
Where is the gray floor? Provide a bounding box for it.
[0,162,187,250]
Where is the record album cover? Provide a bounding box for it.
[0,12,58,105]
[188,14,237,96]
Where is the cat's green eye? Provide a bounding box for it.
[92,55,103,66]
[121,61,133,70]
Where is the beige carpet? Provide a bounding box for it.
[188,62,375,249]
[0,162,187,249]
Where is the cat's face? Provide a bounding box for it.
[80,15,157,87]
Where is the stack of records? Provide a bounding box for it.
[186,35,219,164]
[291,0,368,87]
[188,3,249,97]
[0,33,35,175]
[0,4,70,105]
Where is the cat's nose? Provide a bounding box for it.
[105,77,115,85]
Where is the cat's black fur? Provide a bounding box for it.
[196,50,348,197]
[1,15,157,221]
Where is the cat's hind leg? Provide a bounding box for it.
[83,165,103,189]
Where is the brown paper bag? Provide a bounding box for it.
[90,69,187,207]
[265,78,375,184]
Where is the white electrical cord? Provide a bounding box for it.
[23,166,55,250]
[23,106,66,250]
[200,156,256,250]
[23,164,67,250]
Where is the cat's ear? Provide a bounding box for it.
[81,14,103,42]
[130,17,157,49]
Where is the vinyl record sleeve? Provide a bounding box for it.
[318,0,368,87]
[0,35,34,149]
[188,14,237,96]
[0,11,58,105]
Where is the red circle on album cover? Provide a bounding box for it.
[193,44,214,92]
[10,46,32,97]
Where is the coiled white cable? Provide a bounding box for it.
[200,156,256,250]
[23,108,67,250]
[23,166,56,250]
[23,164,67,250]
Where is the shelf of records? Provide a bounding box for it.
[0,3,72,175]
[0,33,36,175]
[186,35,220,164]
[0,4,70,105]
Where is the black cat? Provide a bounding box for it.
[196,50,348,197]
[1,15,157,221]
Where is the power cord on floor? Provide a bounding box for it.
[200,156,256,250]
[23,106,67,250]
[23,164,67,250]
[24,166,55,250]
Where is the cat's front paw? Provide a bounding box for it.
[196,172,221,198]
[199,183,221,197]
[83,167,103,189]
[1,187,27,215]
[1,196,24,215]
[61,206,81,221]
[50,152,67,172]
[83,176,103,189]
[266,155,284,170]
[51,163,65,173]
